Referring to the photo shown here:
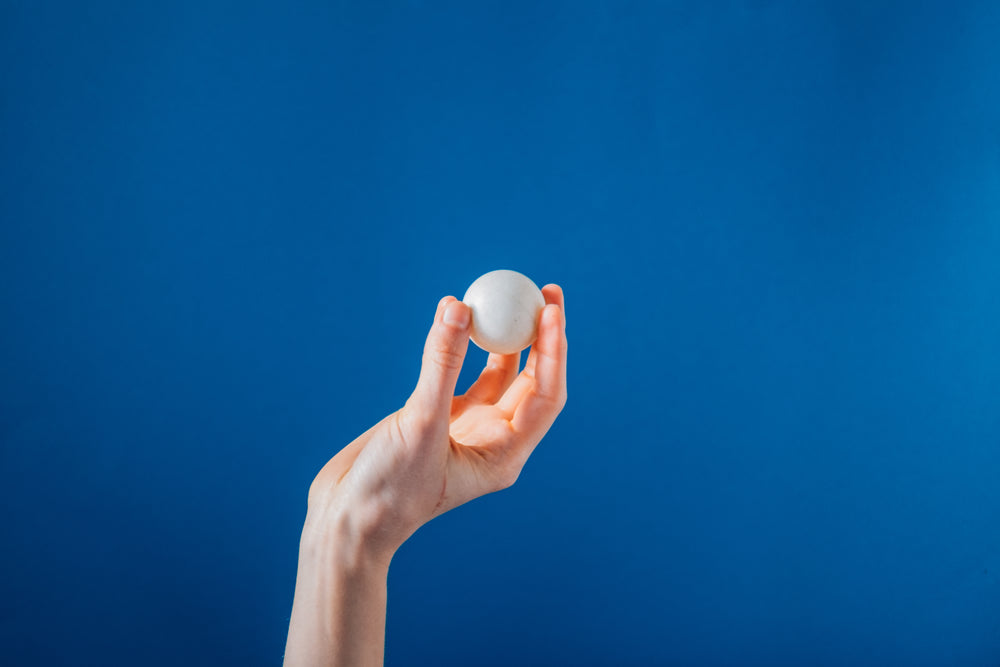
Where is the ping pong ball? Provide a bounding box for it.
[462,270,545,355]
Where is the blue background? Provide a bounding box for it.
[2,1,999,665]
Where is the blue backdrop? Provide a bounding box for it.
[2,2,999,665]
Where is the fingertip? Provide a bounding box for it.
[487,351,519,369]
[540,302,562,332]
[541,284,564,310]
[436,295,458,313]
[443,299,470,329]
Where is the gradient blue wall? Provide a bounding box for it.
[2,2,999,665]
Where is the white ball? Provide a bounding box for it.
[462,270,545,355]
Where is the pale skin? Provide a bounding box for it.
[283,284,568,667]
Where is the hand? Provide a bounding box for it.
[304,284,568,566]
[284,284,567,666]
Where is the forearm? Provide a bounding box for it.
[284,510,391,667]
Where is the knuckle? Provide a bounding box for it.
[397,406,430,440]
[495,460,523,491]
[307,477,331,510]
[534,386,567,411]
[306,480,321,508]
[431,344,465,371]
[399,404,446,446]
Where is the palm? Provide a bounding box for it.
[439,402,518,512]
[450,402,510,447]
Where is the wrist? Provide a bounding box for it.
[287,503,392,667]
[300,500,395,577]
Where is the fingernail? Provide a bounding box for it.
[444,301,470,328]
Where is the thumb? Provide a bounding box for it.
[410,297,471,420]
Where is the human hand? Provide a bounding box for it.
[303,284,568,567]
[285,284,566,666]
